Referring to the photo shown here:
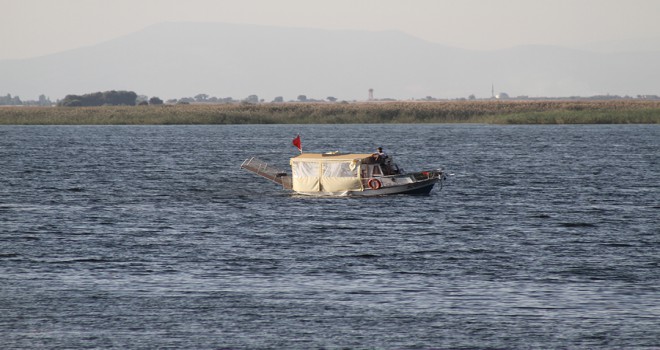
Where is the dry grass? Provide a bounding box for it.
[1,100,660,124]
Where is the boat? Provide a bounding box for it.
[240,151,445,197]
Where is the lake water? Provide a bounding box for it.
[1,124,658,349]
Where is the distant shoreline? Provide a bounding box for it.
[1,100,659,125]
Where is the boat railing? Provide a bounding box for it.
[240,157,292,189]
[411,169,443,181]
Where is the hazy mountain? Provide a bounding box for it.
[574,36,660,53]
[2,22,659,101]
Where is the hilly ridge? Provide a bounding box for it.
[1,22,659,100]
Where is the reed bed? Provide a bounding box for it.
[1,100,660,125]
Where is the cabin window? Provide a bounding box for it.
[292,161,319,177]
[372,166,381,176]
[323,162,358,178]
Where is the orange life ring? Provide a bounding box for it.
[368,178,382,190]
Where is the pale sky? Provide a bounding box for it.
[2,0,660,60]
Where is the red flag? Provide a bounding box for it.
[292,135,302,152]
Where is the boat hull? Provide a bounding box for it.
[293,177,440,197]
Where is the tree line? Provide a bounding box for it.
[0,94,52,106]
[171,94,340,104]
[9,89,658,108]
[58,91,141,106]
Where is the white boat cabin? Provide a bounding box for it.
[289,152,401,194]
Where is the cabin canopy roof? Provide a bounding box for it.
[291,153,373,162]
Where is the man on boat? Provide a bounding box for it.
[373,147,388,163]
[373,147,398,175]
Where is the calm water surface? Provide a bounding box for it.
[1,124,659,349]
